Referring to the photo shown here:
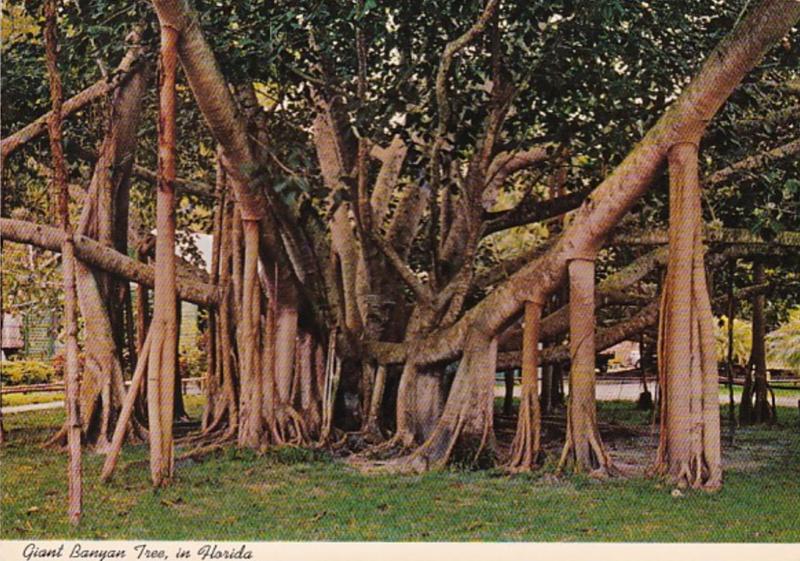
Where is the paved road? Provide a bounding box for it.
[2,400,64,414]
[3,382,797,415]
[497,381,800,408]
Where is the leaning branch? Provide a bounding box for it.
[706,137,800,186]
[395,0,800,368]
[483,188,591,235]
[1,34,145,161]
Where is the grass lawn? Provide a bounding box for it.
[1,400,798,541]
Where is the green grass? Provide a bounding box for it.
[1,391,64,407]
[1,402,798,541]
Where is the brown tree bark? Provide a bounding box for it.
[506,299,544,472]
[237,219,264,448]
[44,0,81,524]
[655,141,722,491]
[558,258,613,476]
[389,334,498,472]
[749,261,773,424]
[147,25,180,486]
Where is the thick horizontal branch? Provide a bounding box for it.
[497,282,771,369]
[612,227,800,247]
[482,188,591,235]
[0,218,218,307]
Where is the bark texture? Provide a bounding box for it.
[44,0,82,524]
[506,299,544,472]
[147,25,180,486]
[558,258,613,476]
[655,141,722,491]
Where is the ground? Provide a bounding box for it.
[1,397,798,541]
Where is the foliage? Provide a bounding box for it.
[714,315,752,366]
[178,345,207,380]
[766,307,800,373]
[0,360,56,386]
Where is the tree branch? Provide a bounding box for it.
[483,188,591,235]
[706,137,800,186]
[0,218,217,307]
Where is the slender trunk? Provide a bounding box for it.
[726,260,737,443]
[503,371,515,416]
[147,25,179,486]
[540,364,553,414]
[558,258,613,476]
[363,364,387,438]
[655,141,721,490]
[507,299,544,471]
[750,261,772,424]
[44,0,81,524]
[238,219,264,448]
[173,301,188,421]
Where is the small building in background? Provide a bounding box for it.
[1,314,24,358]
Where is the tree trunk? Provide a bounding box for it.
[502,371,515,416]
[507,299,544,471]
[558,258,613,476]
[44,0,82,523]
[390,334,498,472]
[147,25,179,486]
[655,141,722,491]
[413,369,447,443]
[237,219,264,448]
[750,261,773,424]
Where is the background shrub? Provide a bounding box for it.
[0,360,56,386]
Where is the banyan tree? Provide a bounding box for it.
[2,0,800,513]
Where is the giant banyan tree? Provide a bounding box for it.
[2,0,800,507]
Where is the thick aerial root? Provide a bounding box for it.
[504,405,541,473]
[557,415,616,478]
[653,454,721,491]
[348,429,417,463]
[269,404,309,446]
